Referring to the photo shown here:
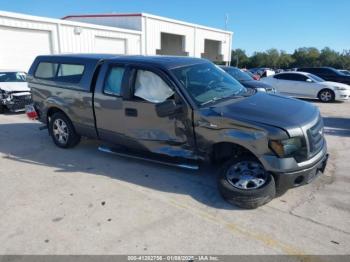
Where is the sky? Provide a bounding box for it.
[1,0,349,55]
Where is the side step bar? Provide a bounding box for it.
[98,145,199,170]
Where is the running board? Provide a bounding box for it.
[98,145,199,170]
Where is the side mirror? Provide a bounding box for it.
[156,100,182,117]
[306,78,313,83]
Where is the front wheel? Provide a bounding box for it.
[49,112,81,148]
[218,156,276,209]
[318,89,335,102]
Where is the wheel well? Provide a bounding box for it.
[211,142,258,165]
[46,107,67,123]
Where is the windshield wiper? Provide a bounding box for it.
[200,97,223,106]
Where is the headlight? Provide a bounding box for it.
[269,137,307,161]
[256,87,266,92]
[334,86,347,91]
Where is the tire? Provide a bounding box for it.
[49,112,81,148]
[0,105,4,114]
[218,156,276,209]
[318,89,335,102]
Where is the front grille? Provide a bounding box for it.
[7,95,32,111]
[307,117,324,157]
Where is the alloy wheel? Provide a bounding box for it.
[52,118,69,145]
[320,90,333,102]
[225,161,267,190]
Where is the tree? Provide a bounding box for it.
[278,51,295,68]
[265,49,279,68]
[230,47,349,70]
[230,49,249,67]
[319,47,339,68]
[291,47,320,67]
[248,52,269,68]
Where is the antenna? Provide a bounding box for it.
[225,14,229,31]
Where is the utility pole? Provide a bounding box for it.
[225,14,229,65]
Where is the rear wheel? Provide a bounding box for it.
[0,105,5,114]
[318,89,335,102]
[218,156,276,209]
[49,112,81,148]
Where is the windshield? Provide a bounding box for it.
[307,73,325,82]
[224,67,253,81]
[172,63,247,106]
[340,70,350,76]
[0,72,26,82]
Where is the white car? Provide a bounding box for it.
[261,71,350,102]
[0,70,31,113]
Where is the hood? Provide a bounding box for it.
[0,82,30,93]
[321,81,350,90]
[209,92,318,136]
[240,80,272,90]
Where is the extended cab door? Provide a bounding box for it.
[94,62,197,159]
[93,62,126,144]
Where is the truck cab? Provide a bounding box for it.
[27,54,328,209]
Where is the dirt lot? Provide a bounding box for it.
[0,99,349,255]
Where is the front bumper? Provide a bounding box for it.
[274,152,328,194]
[335,90,350,101]
[259,137,328,193]
[1,93,32,112]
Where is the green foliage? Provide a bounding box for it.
[230,47,350,70]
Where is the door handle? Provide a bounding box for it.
[125,108,138,117]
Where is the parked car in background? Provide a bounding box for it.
[338,69,350,76]
[27,54,328,209]
[249,67,275,78]
[242,69,260,80]
[261,71,350,102]
[221,66,276,93]
[0,70,31,113]
[297,67,350,85]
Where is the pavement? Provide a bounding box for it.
[0,99,349,255]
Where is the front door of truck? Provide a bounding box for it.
[122,66,196,159]
[95,63,196,159]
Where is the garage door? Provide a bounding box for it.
[94,36,126,54]
[0,26,52,72]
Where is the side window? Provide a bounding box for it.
[35,62,58,80]
[134,70,174,103]
[292,74,308,81]
[104,67,125,96]
[35,62,85,84]
[275,73,306,81]
[57,64,85,83]
[274,74,291,80]
[319,68,333,75]
[274,74,283,79]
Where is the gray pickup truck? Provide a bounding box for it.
[27,54,328,208]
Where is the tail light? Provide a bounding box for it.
[25,104,38,120]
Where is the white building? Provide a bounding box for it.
[0,11,142,71]
[64,13,233,64]
[0,11,233,72]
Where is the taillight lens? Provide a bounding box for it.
[25,104,38,120]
